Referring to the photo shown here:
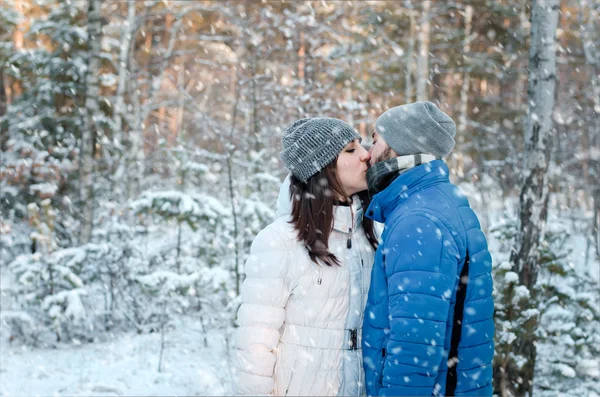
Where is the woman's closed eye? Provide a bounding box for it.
[346,149,355,153]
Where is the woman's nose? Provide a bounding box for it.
[360,148,371,162]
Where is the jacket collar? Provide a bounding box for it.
[367,154,438,196]
[275,174,293,219]
[332,196,363,233]
[366,160,450,223]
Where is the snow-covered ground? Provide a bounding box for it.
[0,320,233,396]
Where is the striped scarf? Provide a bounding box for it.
[366,154,438,196]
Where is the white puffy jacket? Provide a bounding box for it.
[233,177,375,396]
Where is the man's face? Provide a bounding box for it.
[369,130,396,167]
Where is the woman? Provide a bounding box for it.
[233,117,378,396]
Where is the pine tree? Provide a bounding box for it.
[493,221,600,397]
[2,1,90,247]
[0,5,19,121]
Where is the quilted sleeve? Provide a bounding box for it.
[379,214,460,397]
[232,225,293,396]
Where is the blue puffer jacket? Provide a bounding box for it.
[362,160,494,396]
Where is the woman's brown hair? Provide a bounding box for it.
[289,161,378,267]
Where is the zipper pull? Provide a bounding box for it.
[361,259,364,267]
[350,329,358,350]
[347,228,352,248]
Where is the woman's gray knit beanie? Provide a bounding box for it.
[280,117,361,183]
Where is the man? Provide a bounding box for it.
[362,102,494,396]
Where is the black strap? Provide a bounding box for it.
[414,154,422,166]
[445,250,470,396]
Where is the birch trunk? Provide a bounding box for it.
[455,5,473,178]
[127,75,144,200]
[113,0,135,142]
[458,5,473,137]
[112,0,136,199]
[507,1,560,395]
[79,0,103,244]
[579,0,600,260]
[513,0,559,295]
[416,1,430,102]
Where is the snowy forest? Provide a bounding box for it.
[0,0,598,395]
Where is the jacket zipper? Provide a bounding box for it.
[358,254,365,393]
[317,265,322,285]
[285,367,297,396]
[347,203,355,249]
[347,227,352,248]
[349,204,365,393]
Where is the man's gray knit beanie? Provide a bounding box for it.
[280,117,361,183]
[375,101,456,158]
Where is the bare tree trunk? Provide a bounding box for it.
[128,75,144,199]
[0,67,6,118]
[175,61,185,142]
[200,315,208,348]
[579,0,600,261]
[157,302,167,373]
[227,81,242,296]
[594,189,600,261]
[416,0,430,102]
[515,1,530,112]
[346,86,354,126]
[0,65,7,148]
[404,4,415,102]
[455,5,473,178]
[79,0,103,244]
[112,0,136,199]
[249,45,262,192]
[10,1,24,101]
[114,0,135,144]
[297,30,306,116]
[507,0,560,395]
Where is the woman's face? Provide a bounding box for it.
[336,139,371,196]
